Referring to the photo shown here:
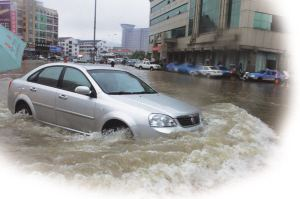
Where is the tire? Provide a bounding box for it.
[102,120,133,139]
[150,67,154,71]
[15,101,32,115]
[139,66,142,70]
[258,77,263,81]
[206,74,211,78]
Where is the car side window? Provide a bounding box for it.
[61,67,92,93]
[35,66,63,87]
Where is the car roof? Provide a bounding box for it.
[39,63,125,72]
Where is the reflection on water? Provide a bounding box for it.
[0,63,289,195]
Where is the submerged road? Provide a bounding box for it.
[0,60,288,194]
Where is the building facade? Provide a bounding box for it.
[58,38,109,58]
[0,0,58,56]
[58,37,79,57]
[0,0,17,34]
[149,0,287,72]
[35,2,59,55]
[78,40,109,56]
[121,24,149,52]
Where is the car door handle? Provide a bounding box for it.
[58,94,68,100]
[30,87,37,92]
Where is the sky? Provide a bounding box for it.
[41,0,150,46]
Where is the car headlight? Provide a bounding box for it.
[149,114,177,128]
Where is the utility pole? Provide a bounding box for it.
[93,0,97,64]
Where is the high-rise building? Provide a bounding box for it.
[149,0,287,72]
[0,0,58,55]
[35,3,59,55]
[121,24,149,52]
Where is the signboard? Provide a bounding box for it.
[0,1,11,30]
[49,46,62,53]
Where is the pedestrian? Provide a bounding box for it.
[111,60,115,67]
[238,63,244,79]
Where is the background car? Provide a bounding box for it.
[135,60,161,70]
[198,66,223,78]
[246,69,287,82]
[166,63,202,75]
[216,65,232,77]
[127,59,139,67]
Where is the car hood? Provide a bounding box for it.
[110,93,199,117]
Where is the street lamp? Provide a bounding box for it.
[93,0,97,64]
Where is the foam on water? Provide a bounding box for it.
[0,78,278,195]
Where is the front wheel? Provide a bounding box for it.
[150,67,154,71]
[15,102,32,115]
[139,66,142,70]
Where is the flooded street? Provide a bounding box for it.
[0,61,287,194]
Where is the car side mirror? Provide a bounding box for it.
[75,86,92,96]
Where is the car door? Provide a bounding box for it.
[55,67,97,133]
[264,71,275,81]
[26,66,63,124]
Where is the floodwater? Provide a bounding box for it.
[0,62,288,195]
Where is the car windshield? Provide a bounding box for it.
[88,70,157,95]
[210,66,218,70]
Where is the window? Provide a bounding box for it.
[61,68,91,93]
[35,66,63,87]
[151,0,170,13]
[227,0,241,28]
[199,0,221,33]
[188,0,196,35]
[253,12,272,30]
[150,4,188,26]
[165,26,186,39]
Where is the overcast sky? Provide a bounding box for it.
[40,0,150,45]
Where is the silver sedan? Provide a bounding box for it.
[7,63,203,138]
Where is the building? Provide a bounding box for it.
[78,40,109,56]
[35,2,59,55]
[0,0,17,34]
[0,0,58,56]
[58,38,109,58]
[149,0,287,72]
[58,37,79,57]
[121,24,149,52]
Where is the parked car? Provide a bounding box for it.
[7,63,203,138]
[38,55,47,61]
[127,59,139,67]
[246,69,287,82]
[166,63,181,72]
[135,60,161,70]
[107,58,115,64]
[216,65,232,77]
[198,66,223,78]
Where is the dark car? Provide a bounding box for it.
[216,65,232,77]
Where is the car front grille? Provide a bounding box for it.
[177,114,200,127]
